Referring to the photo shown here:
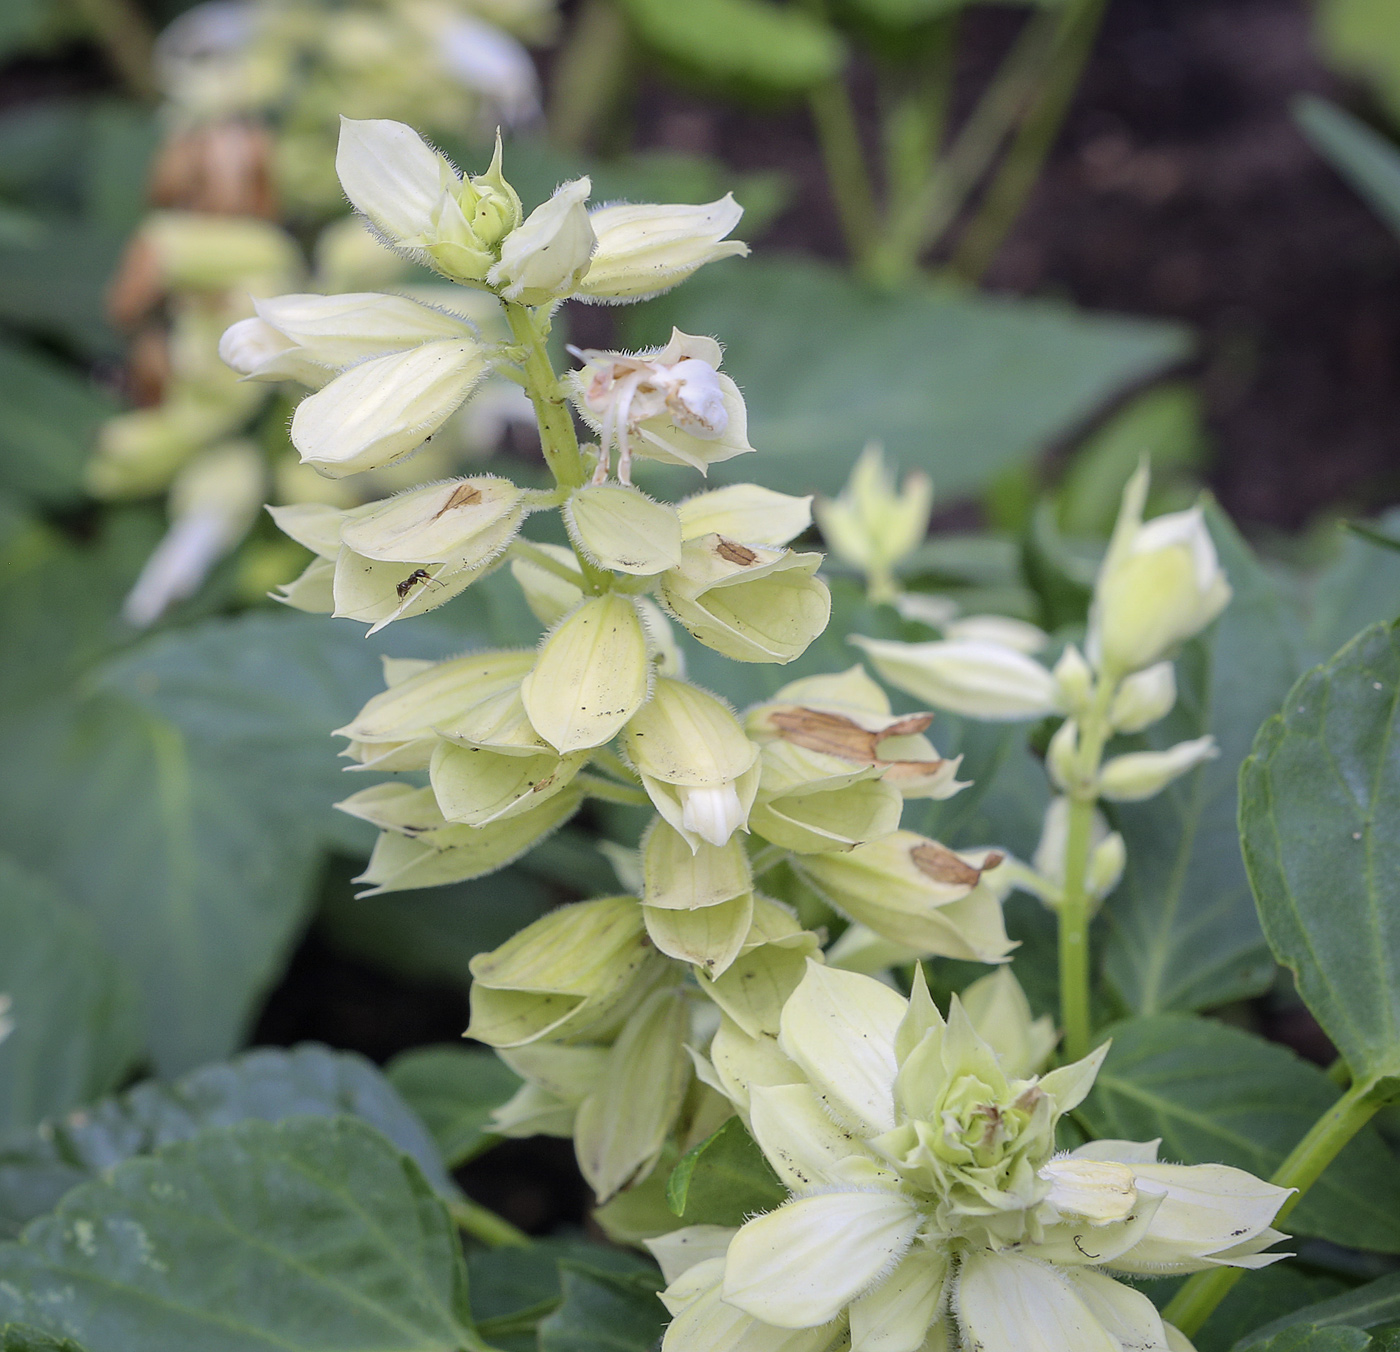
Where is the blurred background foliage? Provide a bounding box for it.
[2,0,1400,1265]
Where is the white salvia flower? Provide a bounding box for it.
[851,635,1061,721]
[943,614,1048,654]
[289,337,490,476]
[1098,736,1218,801]
[570,329,755,483]
[222,292,478,383]
[487,177,596,305]
[123,441,265,627]
[576,195,749,303]
[1089,464,1232,676]
[660,964,1289,1352]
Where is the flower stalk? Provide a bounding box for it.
[1164,1077,1386,1337]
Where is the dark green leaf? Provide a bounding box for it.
[470,1238,655,1335]
[1248,1330,1374,1352]
[537,1263,666,1352]
[666,1116,786,1225]
[1237,1274,1400,1350]
[387,1047,522,1168]
[0,1043,456,1238]
[1103,506,1304,1012]
[0,340,114,505]
[0,1117,479,1350]
[1296,97,1400,241]
[0,855,141,1138]
[626,257,1192,501]
[1240,621,1400,1095]
[1080,1014,1400,1251]
[0,217,125,356]
[615,0,844,93]
[1,1327,88,1352]
[1187,1264,1348,1352]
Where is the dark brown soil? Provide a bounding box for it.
[624,0,1400,531]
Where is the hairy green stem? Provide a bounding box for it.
[1164,1079,1385,1336]
[503,301,613,595]
[547,0,632,152]
[578,774,652,808]
[509,539,596,593]
[1057,793,1097,1062]
[448,1196,531,1248]
[503,303,587,490]
[952,0,1108,282]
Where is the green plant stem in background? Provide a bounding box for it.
[69,0,159,101]
[952,0,1109,282]
[882,18,959,225]
[448,1196,532,1249]
[1163,1078,1387,1336]
[809,75,882,272]
[865,9,1061,287]
[547,0,632,152]
[1058,793,1097,1062]
[509,539,599,593]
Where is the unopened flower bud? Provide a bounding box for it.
[290,338,490,476]
[334,120,523,284]
[677,484,813,547]
[576,195,748,303]
[815,444,932,591]
[571,330,754,483]
[521,594,651,753]
[1109,661,1177,733]
[851,636,1059,721]
[622,678,759,848]
[1052,643,1095,715]
[467,895,667,1047]
[795,831,1013,962]
[565,482,682,575]
[487,177,596,305]
[1028,796,1123,908]
[1090,465,1232,675]
[1098,736,1218,801]
[959,968,1057,1078]
[662,535,829,665]
[1046,718,1082,794]
[1088,830,1127,900]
